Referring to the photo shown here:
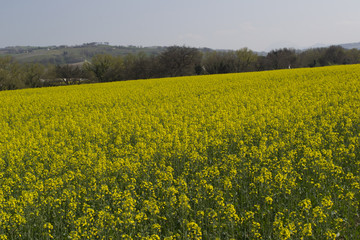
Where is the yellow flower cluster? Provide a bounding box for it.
[0,65,360,239]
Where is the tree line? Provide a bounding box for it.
[1,45,360,91]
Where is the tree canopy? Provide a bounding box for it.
[1,45,360,90]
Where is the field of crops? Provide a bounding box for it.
[1,65,360,239]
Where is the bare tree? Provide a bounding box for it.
[158,46,202,77]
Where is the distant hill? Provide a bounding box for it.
[339,42,360,50]
[0,43,256,65]
[2,42,359,65]
[0,43,170,65]
[307,42,360,50]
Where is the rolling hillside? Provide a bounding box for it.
[0,43,168,64]
[0,43,214,65]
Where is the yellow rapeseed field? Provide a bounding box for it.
[0,65,360,239]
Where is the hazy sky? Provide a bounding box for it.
[1,0,360,51]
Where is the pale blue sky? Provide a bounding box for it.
[1,0,360,51]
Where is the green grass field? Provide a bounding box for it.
[0,65,360,239]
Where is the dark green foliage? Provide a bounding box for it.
[0,56,25,90]
[319,45,346,65]
[266,48,297,69]
[83,54,115,82]
[203,51,240,74]
[157,46,202,77]
[1,44,360,91]
[22,63,45,88]
[55,64,89,85]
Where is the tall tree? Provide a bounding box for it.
[55,64,85,85]
[158,46,202,77]
[297,48,325,68]
[266,48,297,69]
[84,54,115,82]
[0,56,24,90]
[124,52,155,80]
[203,51,239,74]
[22,63,45,88]
[235,47,258,72]
[319,45,346,66]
